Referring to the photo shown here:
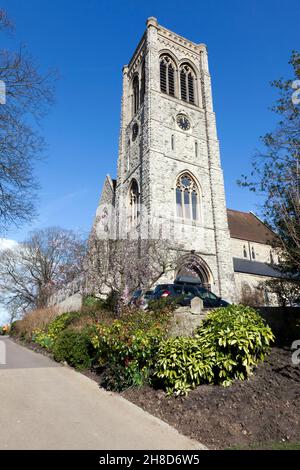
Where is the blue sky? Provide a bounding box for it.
[1,0,299,243]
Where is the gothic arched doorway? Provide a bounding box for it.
[175,254,212,290]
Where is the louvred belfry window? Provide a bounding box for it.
[133,75,139,115]
[180,64,195,104]
[160,55,175,96]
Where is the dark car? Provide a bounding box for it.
[152,283,229,308]
[152,283,186,303]
[129,289,154,309]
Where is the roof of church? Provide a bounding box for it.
[227,209,277,244]
[233,258,283,278]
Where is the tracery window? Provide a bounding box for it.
[160,55,175,96]
[176,173,199,221]
[180,63,195,104]
[128,180,139,227]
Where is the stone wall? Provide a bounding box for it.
[48,277,83,313]
[230,238,278,264]
[234,272,278,306]
[168,306,207,337]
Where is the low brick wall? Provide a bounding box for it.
[257,307,300,345]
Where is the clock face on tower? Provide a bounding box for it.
[176,114,191,131]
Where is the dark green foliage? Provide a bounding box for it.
[147,296,183,313]
[155,305,275,395]
[82,295,104,312]
[52,328,96,370]
[91,309,170,391]
[102,290,119,312]
[9,321,18,335]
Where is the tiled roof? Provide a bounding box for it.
[227,209,276,244]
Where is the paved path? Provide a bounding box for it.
[0,337,206,450]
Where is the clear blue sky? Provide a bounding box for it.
[1,0,299,242]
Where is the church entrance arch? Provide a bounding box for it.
[175,254,212,290]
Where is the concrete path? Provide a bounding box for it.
[0,337,206,450]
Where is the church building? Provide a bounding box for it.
[93,18,280,304]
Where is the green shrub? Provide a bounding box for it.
[82,295,102,309]
[47,311,80,337]
[31,312,80,350]
[52,328,96,370]
[155,305,275,395]
[91,310,169,391]
[147,296,183,313]
[9,321,18,336]
[155,336,215,395]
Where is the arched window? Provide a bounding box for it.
[180,63,196,104]
[243,245,247,258]
[270,251,274,264]
[133,75,139,115]
[176,173,199,221]
[160,55,175,96]
[140,60,145,104]
[128,180,139,227]
[251,247,256,260]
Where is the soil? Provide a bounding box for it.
[122,347,300,449]
[11,337,300,449]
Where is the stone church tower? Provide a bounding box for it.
[96,17,236,302]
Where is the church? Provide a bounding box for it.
[93,18,280,305]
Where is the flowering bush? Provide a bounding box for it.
[32,312,80,350]
[32,329,54,349]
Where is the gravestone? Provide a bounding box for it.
[191,296,203,315]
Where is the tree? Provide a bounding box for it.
[239,51,300,275]
[262,278,300,307]
[86,223,183,313]
[0,9,56,231]
[0,227,87,314]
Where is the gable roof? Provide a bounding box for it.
[227,209,276,244]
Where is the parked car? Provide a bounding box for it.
[129,289,154,309]
[152,283,229,308]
